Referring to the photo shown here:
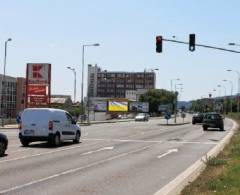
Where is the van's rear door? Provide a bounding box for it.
[21,109,51,137]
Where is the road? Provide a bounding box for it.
[0,117,234,195]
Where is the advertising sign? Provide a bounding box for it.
[108,101,128,112]
[29,96,48,105]
[26,63,51,108]
[129,102,149,112]
[27,63,50,84]
[28,85,46,95]
[94,101,107,112]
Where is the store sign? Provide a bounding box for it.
[27,63,50,84]
[28,85,46,95]
[30,96,48,105]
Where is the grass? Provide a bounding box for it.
[181,113,240,195]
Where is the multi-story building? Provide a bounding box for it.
[0,74,17,117]
[16,77,26,114]
[87,65,156,98]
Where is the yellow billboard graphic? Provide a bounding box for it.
[108,101,128,112]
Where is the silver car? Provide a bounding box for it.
[135,113,149,122]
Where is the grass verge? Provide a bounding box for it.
[181,113,240,195]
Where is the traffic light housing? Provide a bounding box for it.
[156,36,163,53]
[189,34,195,51]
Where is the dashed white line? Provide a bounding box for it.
[0,144,154,194]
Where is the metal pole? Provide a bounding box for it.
[81,45,85,122]
[74,70,76,104]
[238,75,240,113]
[1,41,7,126]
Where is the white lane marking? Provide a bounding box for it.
[83,138,217,145]
[157,149,178,159]
[83,138,163,144]
[0,144,154,194]
[0,142,101,164]
[81,146,114,155]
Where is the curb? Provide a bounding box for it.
[153,118,238,195]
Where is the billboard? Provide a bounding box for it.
[129,102,149,112]
[28,85,46,95]
[94,101,107,112]
[108,101,128,112]
[26,63,51,108]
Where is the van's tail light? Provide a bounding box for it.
[19,122,22,130]
[48,121,53,130]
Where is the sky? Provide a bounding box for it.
[0,0,240,101]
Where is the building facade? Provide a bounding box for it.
[16,77,26,114]
[0,74,17,117]
[88,65,156,98]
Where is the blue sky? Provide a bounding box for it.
[0,0,240,101]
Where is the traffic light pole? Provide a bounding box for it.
[162,38,240,54]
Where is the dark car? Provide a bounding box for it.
[202,112,224,131]
[192,113,204,124]
[0,133,8,156]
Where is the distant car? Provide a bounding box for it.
[0,133,8,157]
[192,113,204,124]
[135,113,149,122]
[202,112,224,131]
[19,108,81,147]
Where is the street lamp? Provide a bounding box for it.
[174,83,183,123]
[218,84,227,114]
[223,79,233,112]
[81,43,100,122]
[1,38,12,127]
[227,69,240,112]
[171,78,180,92]
[67,67,76,103]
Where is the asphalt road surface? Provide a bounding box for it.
[0,117,234,195]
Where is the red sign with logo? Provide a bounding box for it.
[26,63,51,108]
[28,85,46,95]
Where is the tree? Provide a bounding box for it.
[139,89,175,114]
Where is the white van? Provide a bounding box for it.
[19,108,81,146]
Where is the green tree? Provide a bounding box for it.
[139,89,175,114]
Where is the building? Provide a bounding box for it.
[88,65,156,98]
[16,77,26,114]
[0,74,17,117]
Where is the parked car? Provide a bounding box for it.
[19,108,81,147]
[202,112,224,131]
[135,113,149,122]
[0,133,8,156]
[192,113,204,124]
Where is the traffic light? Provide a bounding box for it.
[189,34,195,51]
[156,36,163,53]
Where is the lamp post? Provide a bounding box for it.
[81,43,100,122]
[218,84,227,114]
[67,67,76,103]
[1,38,12,127]
[223,79,233,112]
[174,83,183,123]
[227,69,240,112]
[170,78,180,92]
